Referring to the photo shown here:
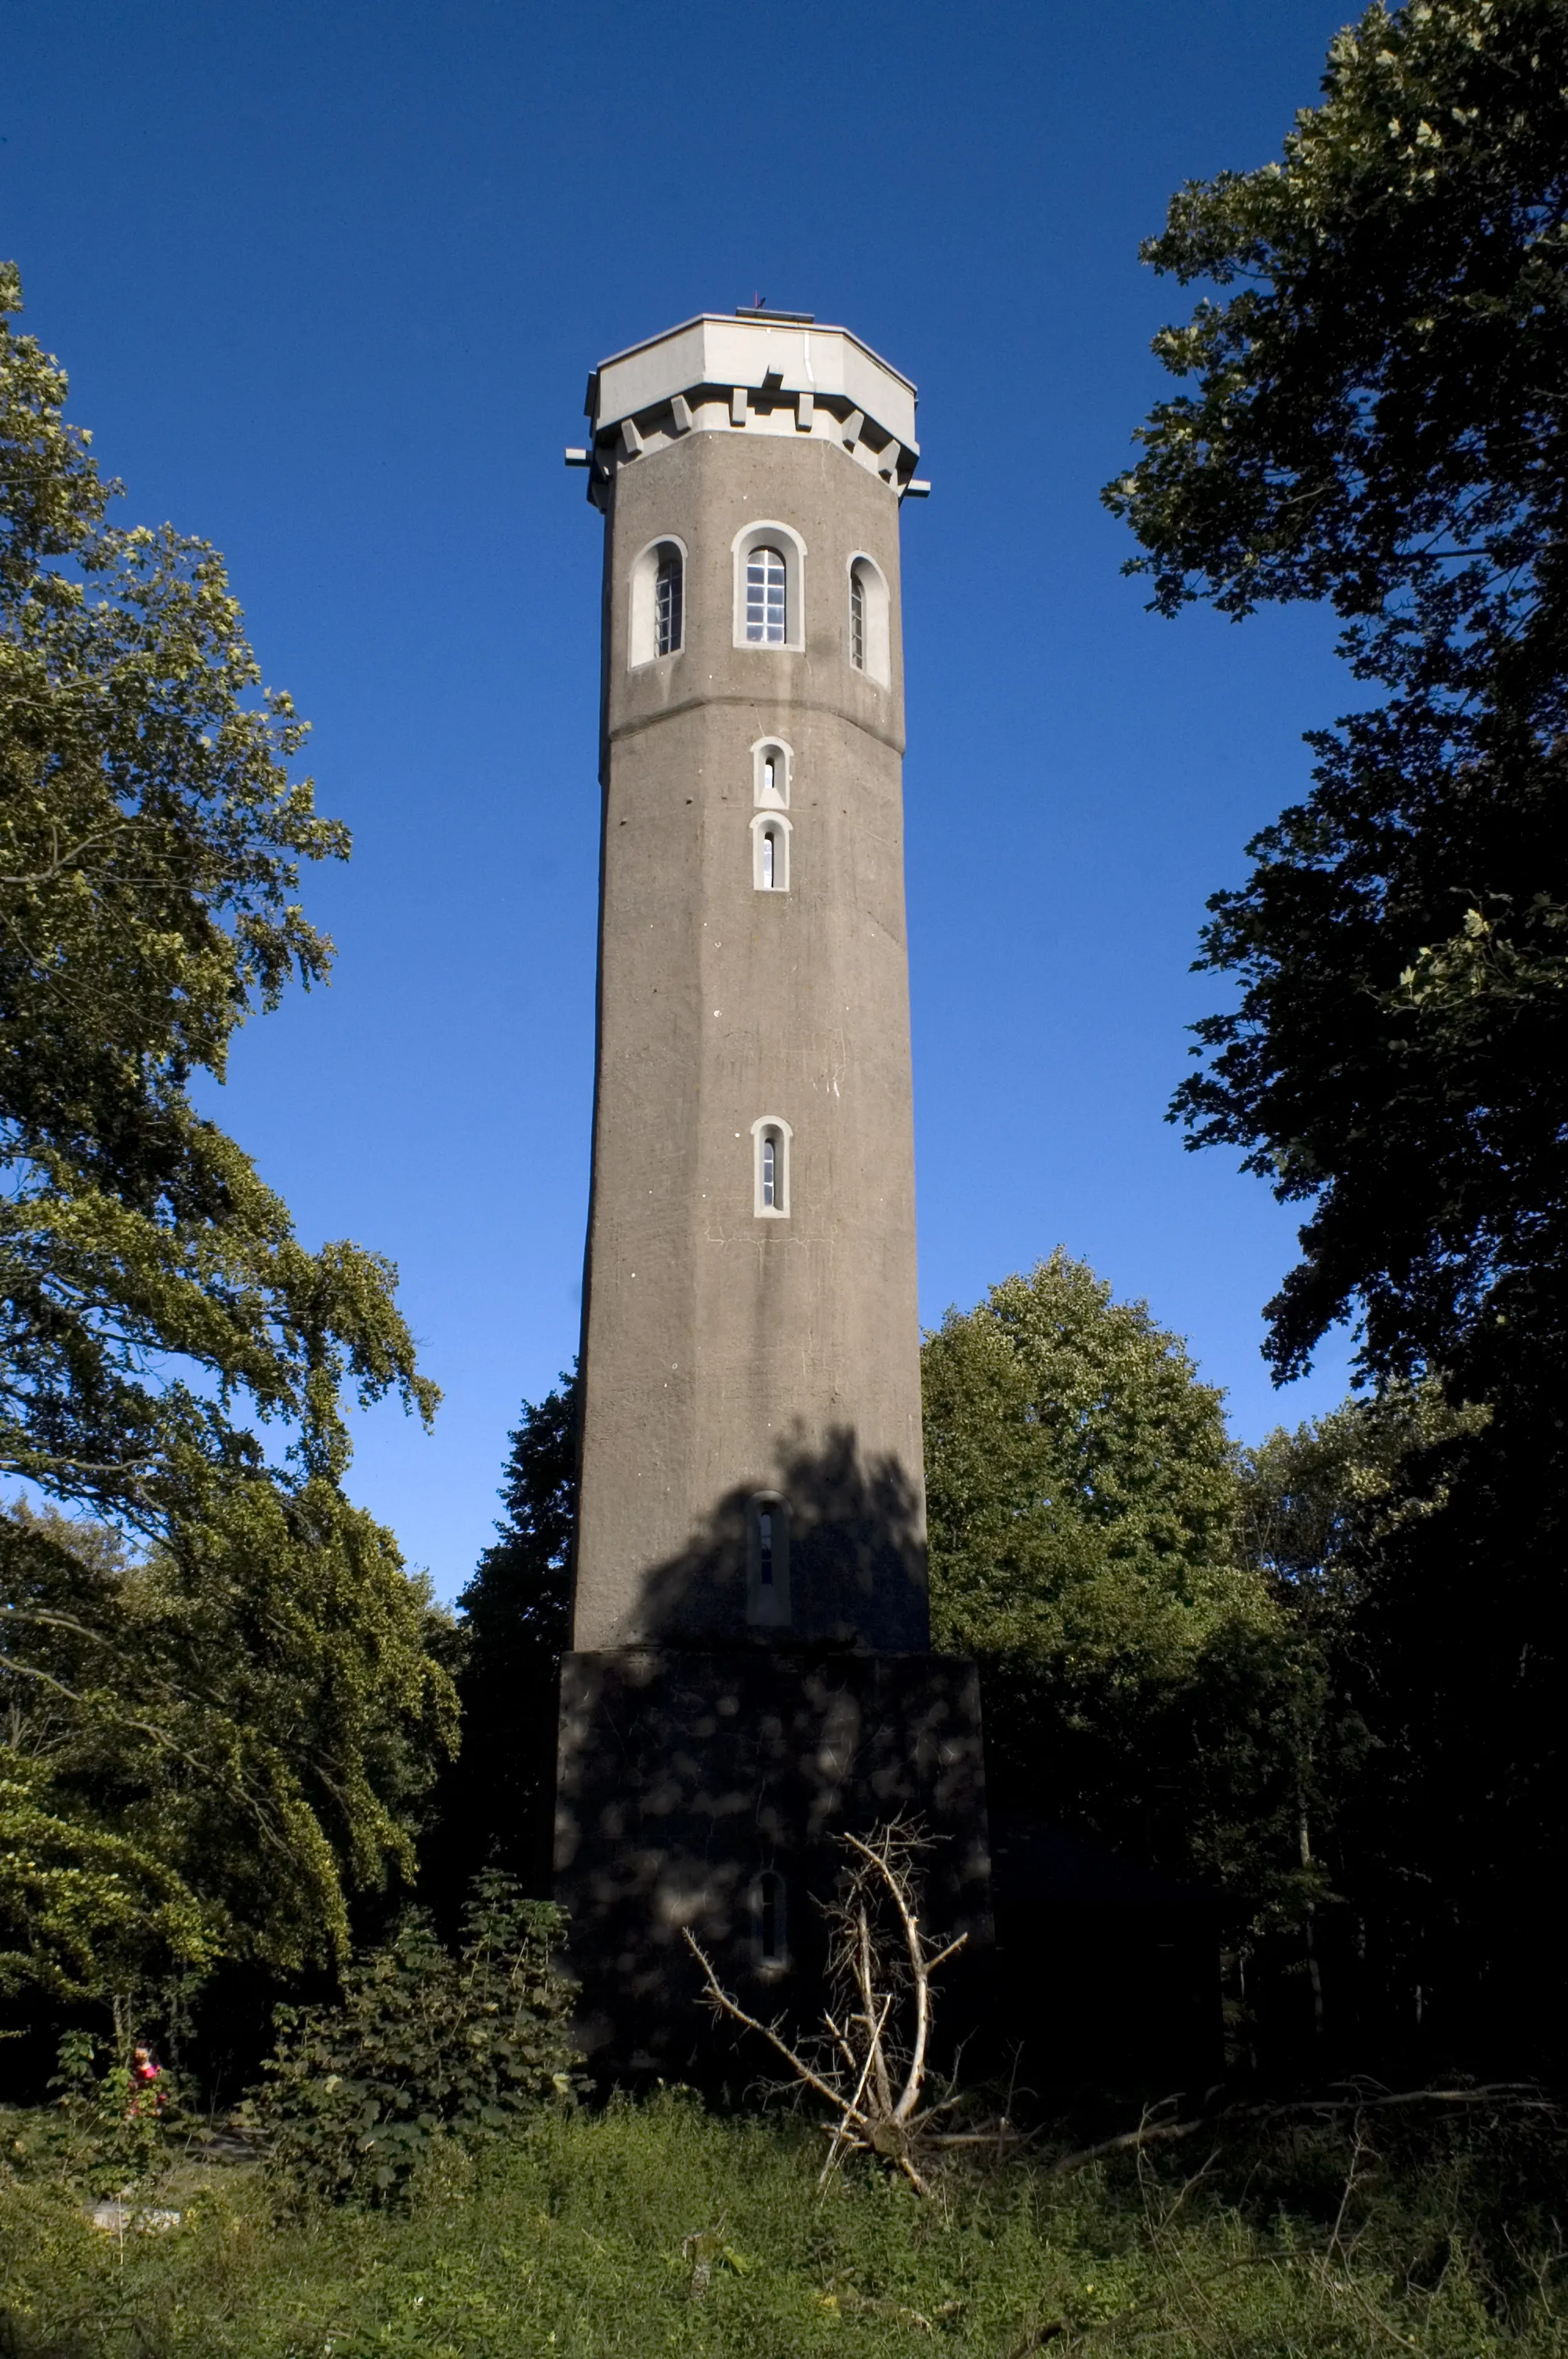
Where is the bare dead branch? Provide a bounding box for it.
[683,1819,978,2191]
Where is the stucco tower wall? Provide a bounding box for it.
[572,421,927,1653]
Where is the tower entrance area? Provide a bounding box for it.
[555,311,989,2072]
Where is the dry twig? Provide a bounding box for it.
[683,1819,996,2193]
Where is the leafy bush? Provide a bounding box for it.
[245,1871,581,2201]
[1,2027,185,2201]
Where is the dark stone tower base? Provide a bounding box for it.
[554,1649,992,2074]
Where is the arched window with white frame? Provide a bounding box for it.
[752,1116,791,1217]
[847,554,891,685]
[732,522,805,652]
[751,811,790,892]
[752,737,792,808]
[654,544,683,655]
[746,544,786,643]
[628,536,687,667]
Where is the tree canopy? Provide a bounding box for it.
[924,1255,1292,1903]
[1105,0,1567,1406]
[1107,0,1568,2055]
[425,1370,579,1914]
[1,264,455,2006]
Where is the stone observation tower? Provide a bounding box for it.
[555,309,989,2069]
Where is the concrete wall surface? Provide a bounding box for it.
[573,420,927,1652]
[555,1648,993,2074]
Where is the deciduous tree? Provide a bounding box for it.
[1,265,454,2005]
[924,1254,1293,1908]
[1105,0,1567,1412]
[1108,3,1568,2052]
[425,1371,578,1911]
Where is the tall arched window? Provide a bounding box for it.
[654,545,683,655]
[751,812,790,892]
[732,525,804,651]
[629,536,687,666]
[751,1117,791,1217]
[848,556,891,685]
[745,544,787,644]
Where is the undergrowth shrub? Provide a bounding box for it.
[245,1870,581,2201]
[1,2026,186,2201]
[4,2089,1568,2357]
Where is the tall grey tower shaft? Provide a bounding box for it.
[572,313,929,1655]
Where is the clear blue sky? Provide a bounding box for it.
[3,0,1364,1600]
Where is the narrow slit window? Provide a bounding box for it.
[747,1489,790,1625]
[757,1870,787,1968]
[753,740,790,807]
[745,544,787,644]
[655,547,683,655]
[752,812,790,891]
[753,1118,790,1217]
[848,557,891,684]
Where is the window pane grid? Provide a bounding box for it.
[745,546,787,644]
[655,553,682,656]
[850,570,865,670]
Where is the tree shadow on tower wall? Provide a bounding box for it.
[556,1424,989,2077]
[622,1419,930,1654]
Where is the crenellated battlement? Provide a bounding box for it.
[573,311,925,507]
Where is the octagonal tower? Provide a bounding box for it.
[556,311,987,2070]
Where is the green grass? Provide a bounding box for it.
[3,2088,1565,2357]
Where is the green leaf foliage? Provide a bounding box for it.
[1,264,456,2005]
[1104,0,1567,1405]
[246,1872,582,2204]
[423,1372,578,1914]
[1105,0,1568,2057]
[8,2085,1568,2358]
[924,1255,1294,1904]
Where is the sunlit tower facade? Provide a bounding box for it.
[555,309,987,2066]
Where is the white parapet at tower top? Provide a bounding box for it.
[576,308,924,504]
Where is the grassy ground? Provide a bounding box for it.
[3,2087,1566,2357]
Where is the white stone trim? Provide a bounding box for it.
[750,736,793,808]
[750,810,792,892]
